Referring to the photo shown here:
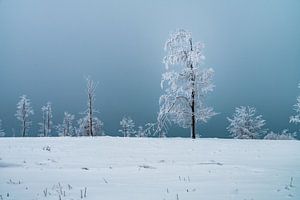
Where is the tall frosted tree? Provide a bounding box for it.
[38,102,53,137]
[227,106,266,139]
[0,119,5,137]
[158,29,216,139]
[56,112,75,136]
[119,116,136,137]
[290,83,300,131]
[78,77,104,136]
[15,95,34,137]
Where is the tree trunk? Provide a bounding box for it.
[43,112,46,137]
[47,109,50,136]
[191,91,196,139]
[22,119,26,137]
[22,102,26,137]
[189,39,196,139]
[89,94,93,136]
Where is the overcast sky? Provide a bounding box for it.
[0,0,300,137]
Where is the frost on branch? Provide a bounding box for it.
[0,119,5,137]
[38,102,53,137]
[158,29,216,138]
[15,95,34,137]
[289,83,300,129]
[119,116,136,137]
[56,112,75,136]
[227,106,267,139]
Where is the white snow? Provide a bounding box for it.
[0,137,299,200]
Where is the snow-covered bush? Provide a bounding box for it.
[158,29,216,138]
[15,95,34,137]
[289,83,300,133]
[227,106,267,139]
[119,116,136,137]
[0,119,5,137]
[264,129,297,140]
[56,112,75,136]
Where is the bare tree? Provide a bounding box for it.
[15,95,34,137]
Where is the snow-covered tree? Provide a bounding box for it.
[289,83,300,132]
[77,77,104,136]
[119,116,136,137]
[264,129,296,140]
[136,126,144,137]
[0,119,5,137]
[56,112,75,136]
[38,102,53,137]
[77,115,104,136]
[158,29,216,138]
[15,95,34,137]
[227,106,266,139]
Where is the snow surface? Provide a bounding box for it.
[0,137,299,200]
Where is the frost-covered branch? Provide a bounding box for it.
[136,122,157,137]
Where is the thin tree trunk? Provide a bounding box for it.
[22,119,26,137]
[44,116,46,136]
[22,102,26,137]
[47,108,50,136]
[189,39,196,139]
[89,94,93,136]
[191,91,196,139]
[66,121,69,136]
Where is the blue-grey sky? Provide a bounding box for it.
[0,0,300,137]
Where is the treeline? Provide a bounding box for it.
[0,29,299,139]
